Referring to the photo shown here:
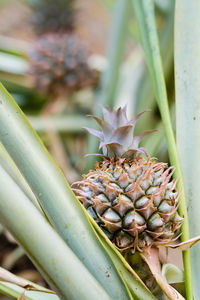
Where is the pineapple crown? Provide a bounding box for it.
[85,106,155,159]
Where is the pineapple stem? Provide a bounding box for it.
[131,0,193,299]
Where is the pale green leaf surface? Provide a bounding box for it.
[175,1,200,299]
[0,34,30,57]
[0,282,59,300]
[0,53,28,75]
[162,264,184,284]
[0,142,40,211]
[0,266,57,298]
[0,165,111,300]
[0,83,130,299]
[0,266,47,290]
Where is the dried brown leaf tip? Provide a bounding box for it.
[18,293,26,300]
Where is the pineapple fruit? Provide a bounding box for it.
[72,106,183,253]
[29,0,99,98]
[28,33,99,98]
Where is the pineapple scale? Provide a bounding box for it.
[72,157,183,252]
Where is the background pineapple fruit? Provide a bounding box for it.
[28,33,99,98]
[72,106,183,253]
[32,0,75,34]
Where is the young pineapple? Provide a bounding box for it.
[72,106,183,253]
[32,0,75,34]
[28,33,99,98]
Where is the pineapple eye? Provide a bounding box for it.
[96,194,109,203]
[102,208,121,223]
[148,213,164,231]
[146,186,160,195]
[158,200,173,214]
[115,231,134,249]
[123,211,145,228]
[135,196,149,209]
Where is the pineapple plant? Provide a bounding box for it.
[1,0,200,298]
[28,33,98,98]
[72,106,183,253]
[28,0,99,99]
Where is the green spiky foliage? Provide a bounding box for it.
[72,107,183,252]
[32,0,76,34]
[28,33,99,98]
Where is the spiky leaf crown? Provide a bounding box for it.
[86,106,154,158]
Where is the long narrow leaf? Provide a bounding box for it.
[135,2,174,139]
[136,2,174,115]
[0,34,30,57]
[0,282,59,300]
[0,266,58,300]
[175,1,200,299]
[131,1,192,298]
[0,142,40,210]
[0,53,28,75]
[0,83,130,299]
[0,142,51,224]
[0,165,111,300]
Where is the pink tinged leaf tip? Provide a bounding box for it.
[85,106,157,158]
